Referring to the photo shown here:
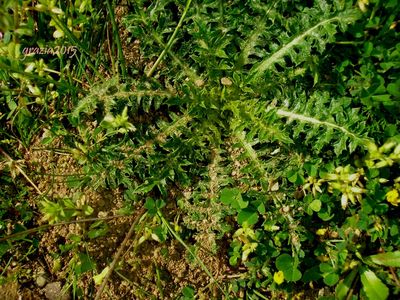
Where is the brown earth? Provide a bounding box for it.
[0,127,231,300]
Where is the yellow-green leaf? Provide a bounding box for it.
[360,268,389,300]
[366,251,400,267]
[274,271,285,285]
[93,266,110,285]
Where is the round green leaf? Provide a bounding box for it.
[309,199,322,212]
[284,268,302,282]
[220,188,248,210]
[276,254,293,271]
[320,263,334,273]
[276,255,302,281]
[324,273,339,286]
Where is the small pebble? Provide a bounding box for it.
[35,275,47,288]
[221,77,232,86]
[44,282,70,300]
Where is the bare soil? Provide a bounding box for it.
[0,129,230,300]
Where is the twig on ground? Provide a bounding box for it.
[0,146,43,195]
[0,215,130,242]
[94,208,146,300]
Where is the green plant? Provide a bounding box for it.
[1,0,400,298]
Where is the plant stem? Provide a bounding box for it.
[389,266,400,287]
[0,146,43,195]
[50,15,105,78]
[335,41,364,45]
[114,270,154,298]
[146,0,193,77]
[158,212,227,297]
[0,215,129,242]
[253,289,269,300]
[94,208,146,300]
[105,0,127,79]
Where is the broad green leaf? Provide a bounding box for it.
[237,208,258,226]
[387,82,400,97]
[152,226,167,243]
[304,163,318,177]
[360,268,389,300]
[88,221,108,239]
[88,227,108,239]
[220,188,248,210]
[135,181,157,193]
[284,268,302,282]
[276,254,293,271]
[220,188,240,205]
[287,170,299,183]
[144,198,155,210]
[276,254,302,282]
[257,202,266,214]
[82,204,94,216]
[229,255,239,266]
[366,251,400,267]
